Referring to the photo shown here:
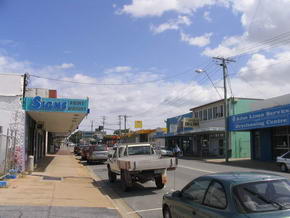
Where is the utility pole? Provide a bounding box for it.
[102,116,106,133]
[118,115,122,136]
[124,115,127,131]
[123,115,131,132]
[22,73,28,105]
[91,120,94,132]
[213,57,235,163]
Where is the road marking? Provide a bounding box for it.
[178,165,216,173]
[127,208,162,214]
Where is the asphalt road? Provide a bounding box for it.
[87,158,290,218]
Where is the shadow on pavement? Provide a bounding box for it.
[92,178,161,200]
[34,156,55,172]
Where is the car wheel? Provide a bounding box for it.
[281,163,288,172]
[163,206,172,218]
[155,175,165,189]
[107,166,116,183]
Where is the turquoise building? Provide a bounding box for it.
[164,97,261,158]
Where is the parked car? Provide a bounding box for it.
[277,151,290,172]
[159,147,183,157]
[74,144,81,155]
[160,148,174,157]
[107,143,177,191]
[163,172,290,218]
[87,144,108,164]
[80,145,90,160]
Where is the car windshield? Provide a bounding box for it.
[127,146,152,155]
[93,145,106,151]
[234,179,290,213]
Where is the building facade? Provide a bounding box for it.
[165,97,261,158]
[229,94,290,161]
[0,73,90,174]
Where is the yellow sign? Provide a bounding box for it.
[183,118,199,128]
[134,120,143,128]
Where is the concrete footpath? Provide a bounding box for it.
[0,147,121,218]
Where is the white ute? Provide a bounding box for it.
[277,151,290,172]
[107,143,178,191]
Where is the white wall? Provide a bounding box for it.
[0,74,23,96]
[0,96,22,134]
[250,94,290,111]
[26,88,49,98]
[0,74,26,171]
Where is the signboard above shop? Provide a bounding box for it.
[23,96,89,113]
[183,118,199,128]
[229,103,290,131]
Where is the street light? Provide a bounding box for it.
[195,68,230,162]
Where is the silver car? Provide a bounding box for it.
[87,144,108,164]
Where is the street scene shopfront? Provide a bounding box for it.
[229,101,290,161]
[23,95,89,164]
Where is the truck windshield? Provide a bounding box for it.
[127,146,152,155]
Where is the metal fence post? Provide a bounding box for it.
[4,129,9,175]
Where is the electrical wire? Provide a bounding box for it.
[29,66,197,86]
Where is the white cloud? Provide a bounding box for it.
[203,11,212,22]
[120,0,229,17]
[203,0,290,57]
[0,53,223,132]
[57,63,74,69]
[2,49,290,132]
[181,32,212,47]
[150,16,191,34]
[0,40,17,47]
[105,66,132,74]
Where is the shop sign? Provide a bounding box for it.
[23,96,89,113]
[134,120,143,128]
[183,118,199,128]
[229,104,290,131]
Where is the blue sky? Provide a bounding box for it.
[0,0,242,79]
[1,0,290,131]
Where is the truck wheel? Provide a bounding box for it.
[281,163,288,172]
[107,166,116,182]
[121,170,130,192]
[155,175,165,189]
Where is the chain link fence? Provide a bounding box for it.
[0,130,17,177]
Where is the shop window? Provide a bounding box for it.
[194,112,198,118]
[273,126,288,135]
[213,107,217,119]
[199,111,202,120]
[203,109,208,120]
[208,108,213,120]
[219,105,224,117]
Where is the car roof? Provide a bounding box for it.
[201,172,287,185]
[118,143,151,147]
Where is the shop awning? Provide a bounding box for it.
[27,111,86,133]
[23,96,89,134]
[162,127,225,137]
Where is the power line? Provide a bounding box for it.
[229,30,290,59]
[29,66,196,86]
